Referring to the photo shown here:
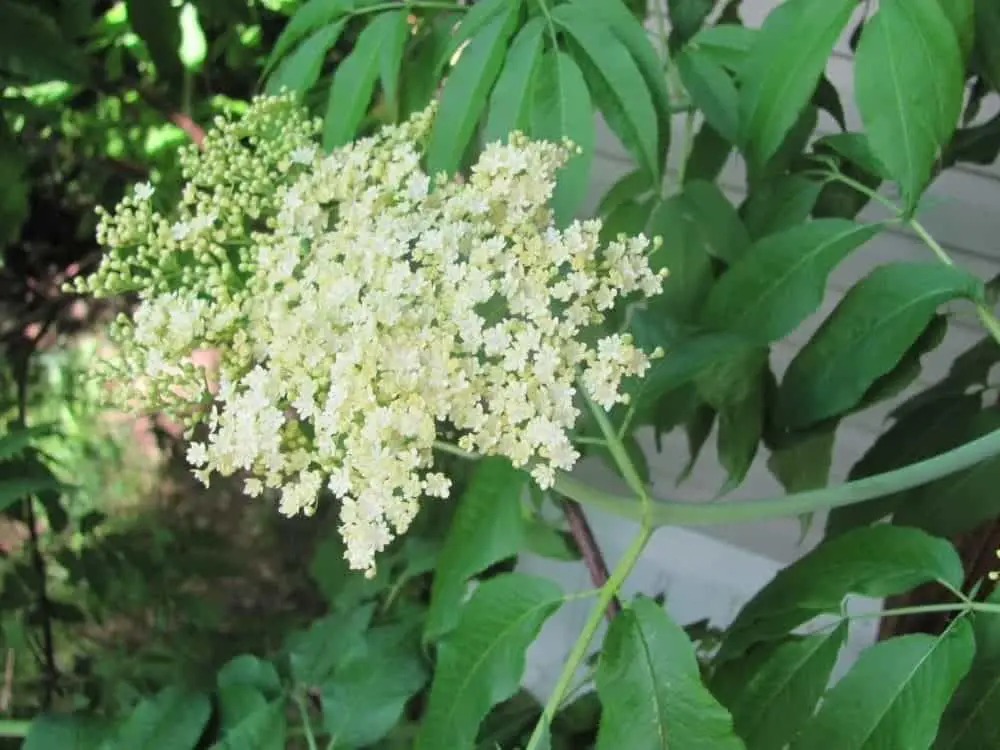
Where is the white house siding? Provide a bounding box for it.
[518,0,1000,698]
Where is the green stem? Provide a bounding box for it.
[584,393,650,509]
[0,719,31,738]
[360,0,465,14]
[294,693,319,750]
[840,599,1000,625]
[525,523,652,750]
[534,0,560,47]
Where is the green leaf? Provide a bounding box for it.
[668,0,714,47]
[0,2,86,83]
[778,263,984,430]
[209,700,286,750]
[104,687,211,750]
[264,0,351,76]
[703,220,881,343]
[0,476,66,514]
[815,132,892,181]
[676,47,740,144]
[322,625,427,747]
[323,11,406,149]
[688,24,758,72]
[217,655,282,696]
[715,623,847,750]
[719,525,964,662]
[531,50,595,225]
[483,17,546,143]
[400,12,458,117]
[288,606,372,686]
[854,0,964,209]
[683,181,752,264]
[440,0,511,70]
[595,597,745,750]
[940,0,975,60]
[415,574,563,750]
[596,169,655,217]
[767,427,836,494]
[25,714,109,750]
[377,10,410,119]
[740,175,823,240]
[523,518,580,562]
[0,424,56,462]
[266,20,346,94]
[935,590,1000,750]
[975,0,1000,91]
[643,197,714,319]
[569,0,672,163]
[126,0,183,86]
[426,2,520,175]
[685,123,733,183]
[425,457,527,642]
[791,620,975,750]
[554,4,659,178]
[178,3,207,71]
[217,686,267,734]
[739,0,855,167]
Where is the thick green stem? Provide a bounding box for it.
[525,523,652,750]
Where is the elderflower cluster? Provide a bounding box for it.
[77,94,666,574]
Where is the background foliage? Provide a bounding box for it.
[5,0,1000,748]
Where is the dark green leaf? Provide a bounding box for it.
[719,525,964,662]
[106,687,211,750]
[0,2,85,83]
[126,0,183,86]
[685,123,732,183]
[415,574,563,750]
[716,623,847,750]
[426,2,520,175]
[377,10,410,119]
[523,518,580,562]
[739,0,855,167]
[767,427,836,494]
[323,11,407,148]
[217,686,267,735]
[264,0,352,76]
[668,0,714,47]
[288,606,372,686]
[975,0,1000,91]
[935,590,1000,750]
[596,169,655,217]
[400,13,459,117]
[677,47,740,144]
[854,0,964,209]
[0,476,67,514]
[440,0,511,70]
[595,597,744,750]
[530,50,594,225]
[25,714,109,750]
[266,20,345,94]
[703,220,881,343]
[600,197,654,245]
[791,620,975,750]
[217,655,282,696]
[741,175,823,240]
[813,74,846,130]
[322,625,427,747]
[643,197,714,319]
[677,181,751,264]
[483,18,546,143]
[209,700,286,750]
[815,132,892,181]
[688,24,758,72]
[778,263,984,430]
[940,0,975,60]
[554,4,659,179]
[425,457,527,641]
[857,313,948,410]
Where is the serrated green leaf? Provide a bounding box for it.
[569,0,672,164]
[210,699,286,750]
[483,17,545,143]
[715,623,847,750]
[25,714,109,750]
[741,175,823,239]
[415,574,563,750]
[740,0,855,167]
[266,20,345,94]
[554,4,658,178]
[595,597,745,750]
[688,24,758,72]
[264,0,352,76]
[531,50,594,225]
[935,590,1000,750]
[126,0,183,86]
[426,2,520,175]
[703,220,881,343]
[854,0,964,209]
[103,687,211,750]
[323,12,405,148]
[677,46,740,144]
[0,2,86,83]
[217,654,282,695]
[768,427,836,494]
[719,525,964,662]
[791,620,974,750]
[425,457,527,642]
[288,606,372,686]
[779,263,984,430]
[322,625,427,747]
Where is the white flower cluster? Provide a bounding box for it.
[78,96,666,574]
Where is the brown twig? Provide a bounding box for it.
[560,498,621,621]
[0,649,15,712]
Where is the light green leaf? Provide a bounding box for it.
[767,428,836,494]
[740,175,823,239]
[288,606,372,686]
[740,0,855,167]
[719,525,964,662]
[595,597,745,750]
[209,699,286,750]
[688,24,758,72]
[322,625,427,747]
[415,574,563,750]
[264,0,352,76]
[703,220,881,343]
[25,714,109,750]
[377,10,410,119]
[0,424,56,462]
[677,46,740,144]
[554,4,659,178]
[483,17,546,144]
[323,11,406,148]
[792,620,975,750]
[266,20,345,94]
[715,623,847,750]
[854,0,964,209]
[103,687,211,750]
[531,50,594,225]
[426,2,520,175]
[126,0,183,85]
[425,457,527,642]
[178,4,207,71]
[440,0,511,71]
[778,262,984,429]
[217,654,282,695]
[935,589,1000,750]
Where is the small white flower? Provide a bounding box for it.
[171,221,190,241]
[134,182,155,200]
[290,145,317,165]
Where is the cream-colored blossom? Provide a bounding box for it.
[76,95,666,575]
